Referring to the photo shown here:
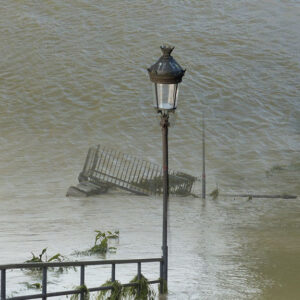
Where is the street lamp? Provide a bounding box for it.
[147,46,185,292]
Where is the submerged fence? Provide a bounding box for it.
[79,145,196,196]
[0,258,162,299]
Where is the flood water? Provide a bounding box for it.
[0,0,300,299]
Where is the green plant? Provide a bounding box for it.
[25,248,66,264]
[75,230,119,257]
[123,274,156,300]
[23,282,42,289]
[70,285,90,300]
[108,247,117,253]
[96,274,156,300]
[106,230,119,239]
[91,230,119,254]
[97,280,123,300]
[90,235,108,254]
[24,248,72,278]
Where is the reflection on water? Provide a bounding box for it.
[0,0,299,298]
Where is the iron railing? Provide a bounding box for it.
[79,145,196,196]
[0,258,163,300]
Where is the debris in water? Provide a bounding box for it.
[67,145,197,197]
[210,187,219,200]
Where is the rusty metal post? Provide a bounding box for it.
[160,113,169,291]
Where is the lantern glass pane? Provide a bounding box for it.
[154,83,179,111]
[152,84,159,108]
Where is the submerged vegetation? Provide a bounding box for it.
[69,285,90,300]
[64,273,156,300]
[25,248,66,264]
[97,274,156,300]
[21,230,158,299]
[97,280,123,300]
[123,274,156,300]
[74,230,119,256]
[23,248,72,278]
[22,282,42,290]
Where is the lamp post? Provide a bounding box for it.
[147,46,185,292]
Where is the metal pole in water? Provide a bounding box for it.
[202,115,206,199]
[161,113,169,289]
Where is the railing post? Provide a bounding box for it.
[137,262,141,297]
[80,265,85,300]
[1,269,6,300]
[111,263,115,282]
[42,266,47,300]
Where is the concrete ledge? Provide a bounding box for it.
[66,181,108,197]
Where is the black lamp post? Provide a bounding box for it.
[147,46,185,292]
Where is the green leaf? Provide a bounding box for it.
[24,282,42,289]
[48,253,62,262]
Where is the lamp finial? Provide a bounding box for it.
[160,45,174,57]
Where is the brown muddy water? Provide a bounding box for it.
[0,0,299,299]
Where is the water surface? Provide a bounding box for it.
[0,0,299,298]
